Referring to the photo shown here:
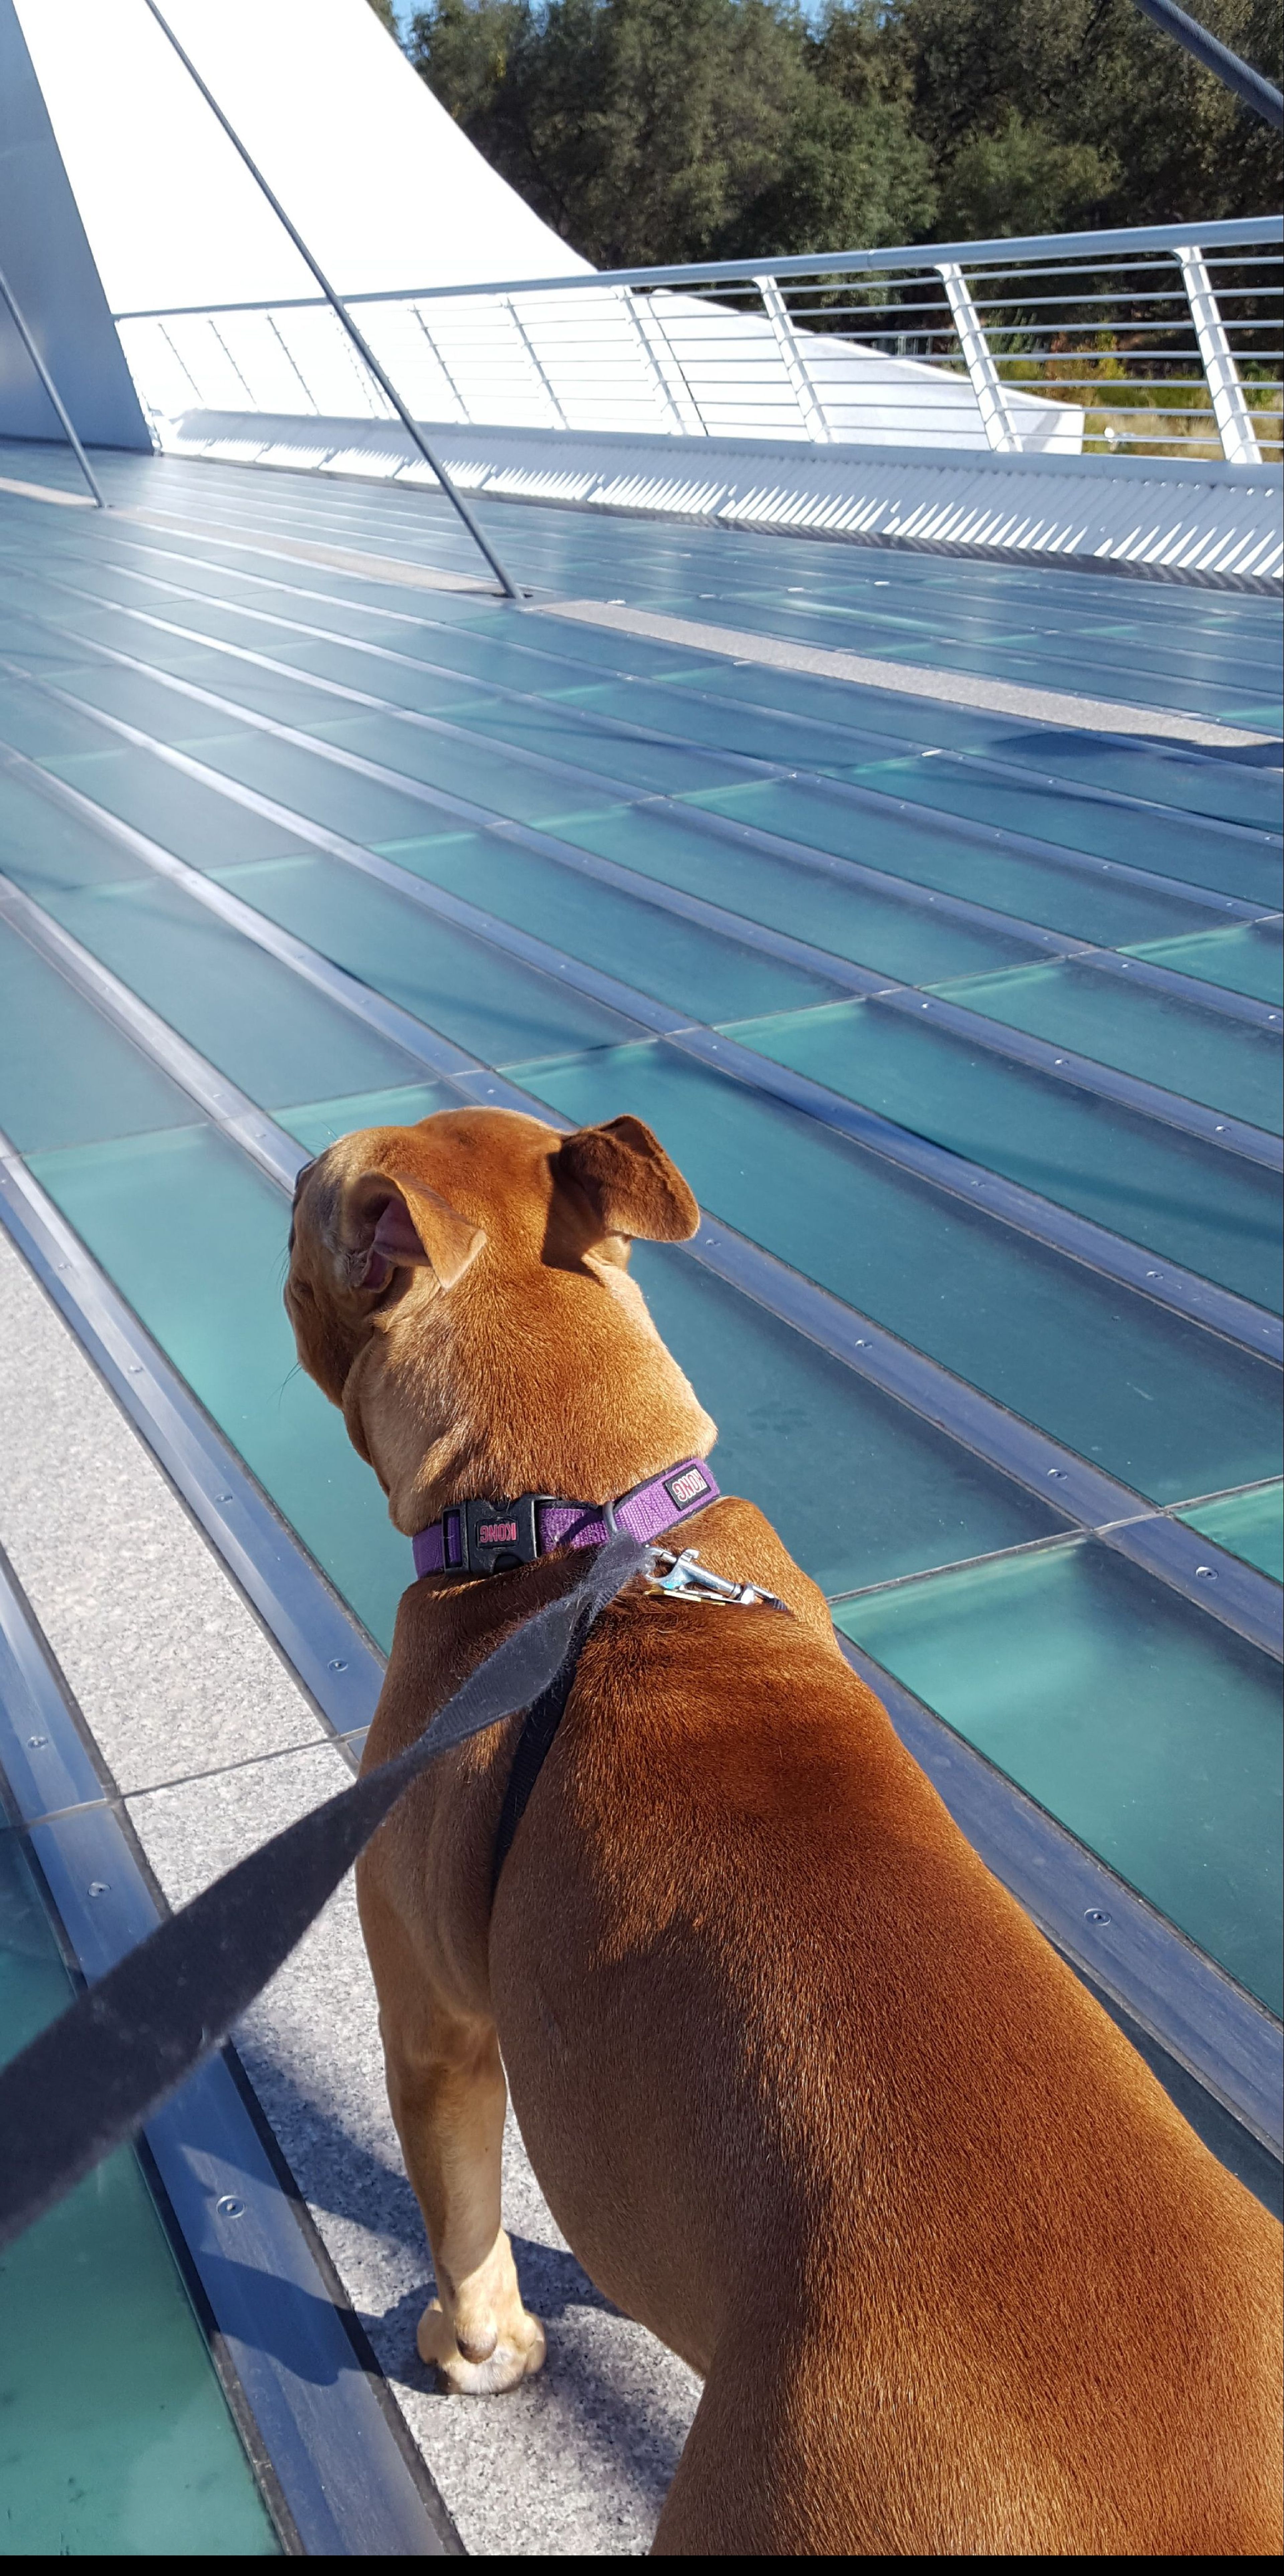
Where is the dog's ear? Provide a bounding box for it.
[553,1117,699,1250]
[346,1169,485,1295]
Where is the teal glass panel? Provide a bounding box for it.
[0,919,197,1151]
[213,851,641,1067]
[27,1124,410,1652]
[40,746,317,871]
[666,663,1283,832]
[515,1041,1282,1503]
[173,728,450,847]
[1125,922,1284,1008]
[814,751,1279,908]
[940,960,1282,1135]
[730,998,1283,1312]
[436,695,747,800]
[553,802,1037,985]
[835,1540,1282,2015]
[0,1827,279,2555]
[30,611,219,677]
[305,708,660,827]
[0,675,116,762]
[983,735,1284,837]
[0,773,141,899]
[22,660,250,750]
[683,778,1236,949]
[405,632,712,699]
[39,876,430,1110]
[281,1078,459,1155]
[377,830,846,1022]
[0,615,92,680]
[1178,1484,1284,1585]
[548,673,877,774]
[1223,700,1284,732]
[271,634,495,713]
[631,1244,1068,1594]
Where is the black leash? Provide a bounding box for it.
[491,1601,595,1895]
[0,1533,647,2259]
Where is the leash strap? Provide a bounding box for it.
[0,1532,648,2259]
[491,1610,592,1897]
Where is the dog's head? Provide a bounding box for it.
[285,1106,716,1531]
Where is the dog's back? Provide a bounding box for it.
[492,1499,1282,2556]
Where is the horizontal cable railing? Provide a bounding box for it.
[115,217,1282,470]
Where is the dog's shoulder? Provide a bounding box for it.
[673,1494,842,1654]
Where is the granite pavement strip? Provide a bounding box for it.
[0,1227,699,2554]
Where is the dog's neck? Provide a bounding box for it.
[343,1254,717,1539]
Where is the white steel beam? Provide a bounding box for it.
[1175,245,1263,466]
[937,262,1020,455]
[755,273,831,444]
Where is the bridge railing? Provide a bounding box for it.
[113,215,1282,470]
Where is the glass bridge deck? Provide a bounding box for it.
[0,440,1279,2546]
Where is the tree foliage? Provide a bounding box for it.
[901,0,1283,240]
[403,0,1283,266]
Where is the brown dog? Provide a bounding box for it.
[286,1105,1282,2556]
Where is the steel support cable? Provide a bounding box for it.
[136,0,521,599]
[0,262,106,507]
[1130,0,1284,127]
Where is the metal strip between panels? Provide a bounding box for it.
[37,521,1281,847]
[0,567,1279,2149]
[4,615,1276,1041]
[0,1118,1278,2167]
[21,573,1270,930]
[24,689,1266,1178]
[0,1322,453,2560]
[34,481,1269,771]
[2,638,1098,970]
[11,551,1273,915]
[1,841,1279,1662]
[4,737,1272,1353]
[0,655,1276,1361]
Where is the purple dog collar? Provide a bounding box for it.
[412,1457,720,1582]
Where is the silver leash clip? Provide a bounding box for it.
[644,1546,788,1612]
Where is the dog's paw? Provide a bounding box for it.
[416,2294,547,2395]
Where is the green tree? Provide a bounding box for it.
[892,0,1282,237]
[408,0,934,266]
[404,0,1281,261]
[935,110,1116,242]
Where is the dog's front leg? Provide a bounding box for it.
[362,1881,546,2395]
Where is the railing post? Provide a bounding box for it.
[754,274,831,444]
[620,291,687,434]
[265,314,321,413]
[156,322,204,408]
[937,262,1020,454]
[643,296,709,435]
[207,318,259,408]
[503,296,569,429]
[1174,244,1263,465]
[412,310,472,427]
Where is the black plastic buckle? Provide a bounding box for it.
[460,1493,546,1576]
